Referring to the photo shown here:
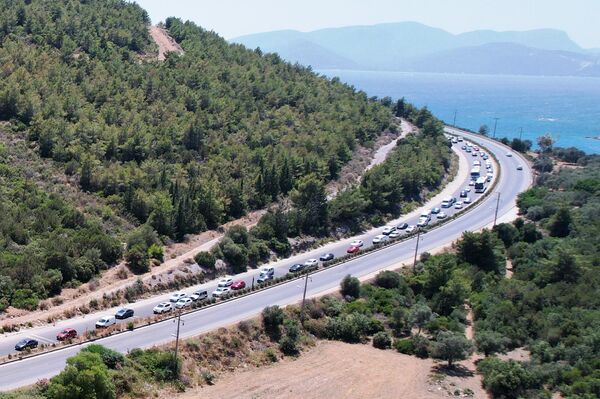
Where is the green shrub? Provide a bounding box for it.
[262,306,285,340]
[394,338,415,355]
[372,331,392,349]
[374,271,402,289]
[340,275,360,300]
[194,251,216,269]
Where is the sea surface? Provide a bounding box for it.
[318,70,600,153]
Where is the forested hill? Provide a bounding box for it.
[0,0,395,310]
[0,0,391,241]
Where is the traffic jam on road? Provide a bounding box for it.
[6,134,494,356]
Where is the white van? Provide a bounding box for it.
[441,197,456,208]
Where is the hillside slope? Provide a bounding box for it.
[0,0,392,310]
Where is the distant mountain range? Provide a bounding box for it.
[231,22,600,77]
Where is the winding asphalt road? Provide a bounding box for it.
[0,128,532,390]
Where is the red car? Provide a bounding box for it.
[231,280,246,290]
[346,245,360,254]
[56,328,77,341]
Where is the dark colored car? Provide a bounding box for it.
[115,308,134,320]
[460,190,468,198]
[431,207,441,214]
[231,280,246,290]
[319,253,335,262]
[15,338,38,351]
[289,263,305,273]
[346,245,360,254]
[397,223,409,230]
[56,328,77,341]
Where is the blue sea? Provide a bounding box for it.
[319,70,600,154]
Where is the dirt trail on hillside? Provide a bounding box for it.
[149,25,184,60]
[174,341,488,399]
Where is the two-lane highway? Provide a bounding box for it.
[0,128,532,390]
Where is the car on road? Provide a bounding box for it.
[175,297,193,309]
[96,315,116,328]
[417,218,429,227]
[192,290,208,301]
[461,145,467,150]
[289,263,305,273]
[217,277,234,287]
[256,273,273,284]
[169,292,187,303]
[441,197,456,208]
[319,253,334,262]
[463,197,472,204]
[115,308,134,320]
[517,165,523,170]
[397,222,409,230]
[346,245,360,254]
[350,239,364,247]
[454,201,463,209]
[464,186,471,192]
[506,152,513,157]
[153,302,172,314]
[212,286,231,297]
[460,190,468,198]
[258,267,275,277]
[372,234,389,244]
[14,338,38,351]
[472,152,478,157]
[304,259,318,267]
[431,207,441,214]
[389,230,402,238]
[231,280,246,290]
[405,225,416,233]
[458,137,463,142]
[437,212,447,219]
[469,180,475,186]
[382,226,396,235]
[56,328,77,341]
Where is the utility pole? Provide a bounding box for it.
[300,272,311,326]
[173,310,183,376]
[493,192,501,227]
[453,110,457,127]
[493,118,499,139]
[519,127,523,141]
[412,228,421,273]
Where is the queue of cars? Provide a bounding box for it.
[13,132,495,354]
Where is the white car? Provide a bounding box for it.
[169,292,187,303]
[437,212,447,219]
[350,239,364,247]
[405,225,416,233]
[212,287,230,298]
[388,230,402,238]
[455,201,464,209]
[304,259,318,267]
[259,267,275,276]
[471,152,478,157]
[517,165,523,171]
[217,277,234,287]
[506,152,513,157]
[417,218,429,227]
[175,297,193,309]
[469,180,475,186]
[463,197,472,204]
[95,316,116,328]
[464,186,471,192]
[382,226,396,235]
[153,302,172,314]
[372,234,389,244]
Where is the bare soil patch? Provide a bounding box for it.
[174,341,488,399]
[149,25,184,60]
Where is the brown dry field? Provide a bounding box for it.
[173,341,489,399]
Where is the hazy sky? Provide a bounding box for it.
[135,0,599,49]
